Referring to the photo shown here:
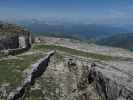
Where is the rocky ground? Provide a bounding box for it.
[35,36,133,58]
[0,36,133,100]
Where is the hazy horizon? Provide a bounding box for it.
[0,0,133,26]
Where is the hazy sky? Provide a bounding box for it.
[0,0,133,24]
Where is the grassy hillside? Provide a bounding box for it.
[96,33,133,50]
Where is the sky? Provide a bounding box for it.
[0,0,133,25]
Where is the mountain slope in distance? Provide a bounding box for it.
[15,19,128,40]
[9,19,133,50]
[96,33,133,50]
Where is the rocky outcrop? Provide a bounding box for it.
[66,58,133,100]
[87,64,133,100]
[0,35,19,50]
[3,51,133,100]
[8,51,55,100]
[0,35,31,57]
[0,23,32,56]
[0,32,31,49]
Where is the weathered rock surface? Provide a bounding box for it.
[0,32,31,50]
[65,57,133,100]
[0,22,32,56]
[88,63,133,100]
[3,51,133,100]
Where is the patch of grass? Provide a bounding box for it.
[33,44,113,61]
[0,53,44,87]
[0,59,23,85]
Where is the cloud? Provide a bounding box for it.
[108,9,127,18]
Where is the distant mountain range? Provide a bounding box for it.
[10,19,133,50]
